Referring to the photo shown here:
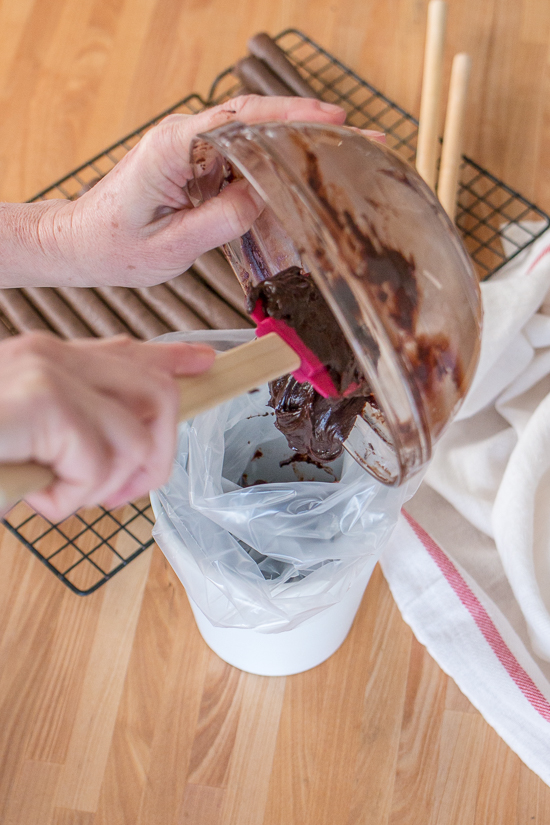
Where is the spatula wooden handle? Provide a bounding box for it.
[176,331,300,419]
[0,333,300,511]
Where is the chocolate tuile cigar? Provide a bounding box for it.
[23,287,94,339]
[192,251,249,316]
[167,272,252,330]
[237,85,257,96]
[247,33,319,99]
[97,287,170,339]
[0,316,12,339]
[136,284,208,331]
[234,56,295,98]
[57,287,131,337]
[0,289,53,333]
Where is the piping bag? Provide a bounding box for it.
[0,305,352,513]
[0,121,482,511]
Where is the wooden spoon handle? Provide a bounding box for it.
[0,333,300,511]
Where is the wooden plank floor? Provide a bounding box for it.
[1,1,550,822]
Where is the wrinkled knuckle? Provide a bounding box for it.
[159,113,185,128]
[138,124,164,155]
[145,116,180,151]
[228,94,261,116]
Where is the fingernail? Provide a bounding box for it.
[188,343,213,352]
[317,101,346,114]
[187,344,216,367]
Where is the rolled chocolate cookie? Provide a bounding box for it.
[167,271,252,330]
[234,56,294,97]
[136,284,208,331]
[0,314,13,339]
[192,251,249,316]
[247,33,319,99]
[57,287,131,337]
[97,287,170,339]
[23,288,94,339]
[0,289,52,333]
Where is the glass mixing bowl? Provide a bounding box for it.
[189,121,482,486]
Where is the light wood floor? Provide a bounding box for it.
[1,1,550,823]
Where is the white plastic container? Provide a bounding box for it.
[150,490,375,676]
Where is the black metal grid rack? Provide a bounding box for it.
[4,28,550,595]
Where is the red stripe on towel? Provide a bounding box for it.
[527,244,550,274]
[403,510,550,723]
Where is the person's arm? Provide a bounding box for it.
[0,95,347,289]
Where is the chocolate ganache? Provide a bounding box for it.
[247,267,373,463]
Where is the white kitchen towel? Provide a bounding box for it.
[381,499,550,787]
[381,224,550,784]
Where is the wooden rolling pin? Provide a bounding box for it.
[0,332,300,511]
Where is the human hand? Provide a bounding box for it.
[0,332,214,521]
[39,95,347,288]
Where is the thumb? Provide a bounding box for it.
[147,341,216,375]
[171,343,216,374]
[174,178,265,260]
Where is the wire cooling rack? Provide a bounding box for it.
[4,28,549,595]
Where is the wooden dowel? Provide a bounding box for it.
[416,0,447,190]
[438,52,471,220]
[0,333,300,509]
